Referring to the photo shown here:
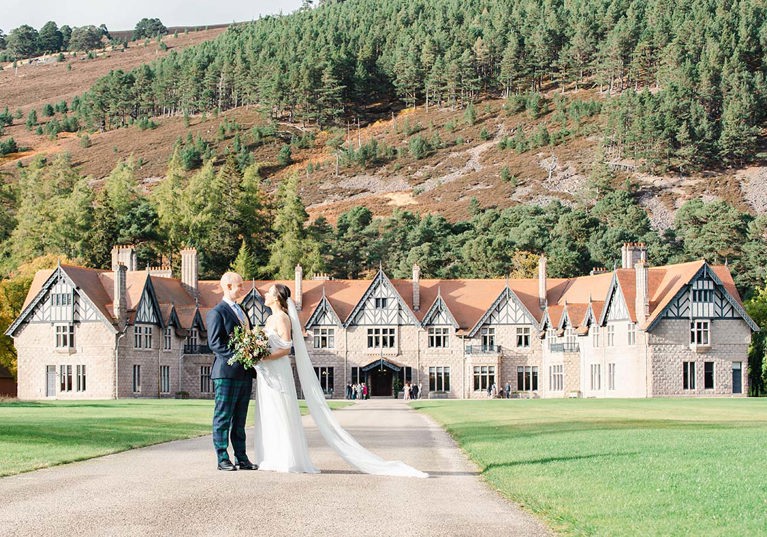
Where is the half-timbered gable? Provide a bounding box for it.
[467,287,538,338]
[241,288,270,327]
[306,294,343,329]
[345,270,418,327]
[600,276,630,324]
[421,294,459,329]
[134,278,162,326]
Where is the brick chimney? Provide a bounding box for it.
[538,255,547,309]
[180,248,198,297]
[635,259,649,325]
[621,242,648,269]
[113,264,127,327]
[111,245,137,271]
[412,264,421,312]
[295,264,303,311]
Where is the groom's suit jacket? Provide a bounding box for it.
[207,301,254,380]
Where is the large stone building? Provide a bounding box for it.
[6,244,757,400]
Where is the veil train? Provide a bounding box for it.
[287,298,428,478]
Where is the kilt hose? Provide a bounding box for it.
[212,378,252,463]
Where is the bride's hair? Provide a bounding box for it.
[273,283,291,310]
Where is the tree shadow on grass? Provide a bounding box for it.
[483,451,641,472]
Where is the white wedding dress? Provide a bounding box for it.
[253,298,428,478]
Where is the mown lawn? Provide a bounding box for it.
[0,399,351,477]
[412,398,767,537]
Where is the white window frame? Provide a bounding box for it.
[160,365,171,393]
[473,365,495,391]
[628,323,636,345]
[76,364,86,392]
[163,327,172,351]
[200,366,211,394]
[690,320,710,346]
[428,327,450,348]
[429,366,450,391]
[590,364,601,391]
[55,324,74,349]
[313,327,335,349]
[607,324,615,347]
[481,327,495,350]
[516,326,531,348]
[549,364,563,391]
[132,364,141,393]
[314,366,334,394]
[367,327,396,349]
[608,363,616,390]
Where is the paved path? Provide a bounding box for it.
[0,400,551,536]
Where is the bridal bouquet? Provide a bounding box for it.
[227,326,270,370]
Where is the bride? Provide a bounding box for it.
[253,283,427,478]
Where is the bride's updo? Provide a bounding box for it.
[273,283,291,310]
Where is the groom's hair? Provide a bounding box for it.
[220,272,243,285]
[274,283,291,309]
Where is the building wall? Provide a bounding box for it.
[648,318,751,397]
[14,321,116,400]
[579,321,648,398]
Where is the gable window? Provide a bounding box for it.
[163,328,172,351]
[134,325,152,349]
[628,323,636,345]
[367,328,395,349]
[607,325,615,347]
[690,320,710,346]
[428,327,450,348]
[51,293,73,307]
[704,362,715,389]
[374,297,388,309]
[429,366,451,391]
[60,365,72,392]
[55,324,74,349]
[683,361,696,390]
[692,289,714,303]
[516,327,531,348]
[481,327,495,351]
[313,328,335,349]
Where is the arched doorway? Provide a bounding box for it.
[362,358,403,397]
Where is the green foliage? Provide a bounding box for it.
[479,127,491,141]
[68,25,104,53]
[137,117,158,130]
[277,144,292,166]
[0,138,18,155]
[464,102,476,126]
[25,109,37,129]
[79,134,92,148]
[339,139,394,168]
[42,104,55,117]
[0,108,14,127]
[132,18,168,41]
[408,134,431,160]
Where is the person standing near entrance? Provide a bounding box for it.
[411,382,419,400]
[346,383,352,399]
[362,383,368,399]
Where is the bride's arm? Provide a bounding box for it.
[264,315,293,361]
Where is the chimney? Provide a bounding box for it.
[180,248,199,297]
[635,259,649,325]
[113,264,127,327]
[412,264,421,312]
[538,255,547,309]
[621,242,648,269]
[295,264,303,311]
[111,245,137,271]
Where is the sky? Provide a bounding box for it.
[1,0,304,32]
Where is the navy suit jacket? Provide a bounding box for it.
[207,301,254,380]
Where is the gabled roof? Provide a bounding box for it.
[345,270,420,327]
[305,292,343,328]
[419,291,460,329]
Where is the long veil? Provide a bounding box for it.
[287,298,428,478]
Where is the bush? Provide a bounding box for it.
[526,92,548,119]
[408,135,430,160]
[137,117,158,130]
[79,134,92,148]
[0,108,13,127]
[464,102,476,125]
[55,101,69,114]
[480,127,491,141]
[504,94,526,115]
[277,144,292,166]
[339,139,395,168]
[26,110,38,129]
[0,137,18,155]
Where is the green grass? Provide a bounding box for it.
[412,398,767,537]
[0,399,351,477]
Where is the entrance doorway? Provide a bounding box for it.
[368,367,393,397]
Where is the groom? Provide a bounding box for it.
[207,271,258,471]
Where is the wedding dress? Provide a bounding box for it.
[253,298,428,478]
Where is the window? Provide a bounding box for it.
[367,328,395,349]
[51,293,72,306]
[374,297,388,309]
[590,364,601,390]
[683,361,696,390]
[428,327,450,348]
[607,325,615,347]
[704,362,714,389]
[516,327,531,348]
[313,328,335,349]
[55,324,74,349]
[429,366,451,392]
[200,366,211,394]
[160,365,170,393]
[351,366,363,385]
[593,327,599,348]
[481,327,495,350]
[628,323,636,345]
[517,366,539,391]
[163,328,172,351]
[134,325,152,349]
[608,363,616,390]
[314,366,334,394]
[549,364,563,391]
[690,320,710,345]
[473,366,495,391]
[76,365,86,392]
[692,289,714,303]
[132,365,141,392]
[565,328,576,349]
[59,365,72,392]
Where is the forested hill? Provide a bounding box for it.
[70,0,767,168]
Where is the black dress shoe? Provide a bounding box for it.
[217,459,237,471]
[236,458,258,470]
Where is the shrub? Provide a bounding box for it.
[79,134,92,148]
[464,102,476,125]
[278,144,292,166]
[480,127,491,141]
[26,110,38,129]
[55,100,68,114]
[504,94,526,115]
[408,135,430,159]
[0,137,18,155]
[0,107,13,127]
[526,92,548,119]
[137,117,158,130]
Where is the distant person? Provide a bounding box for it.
[505,382,511,399]
[411,383,419,400]
[487,384,492,398]
[362,383,368,399]
[346,383,352,400]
